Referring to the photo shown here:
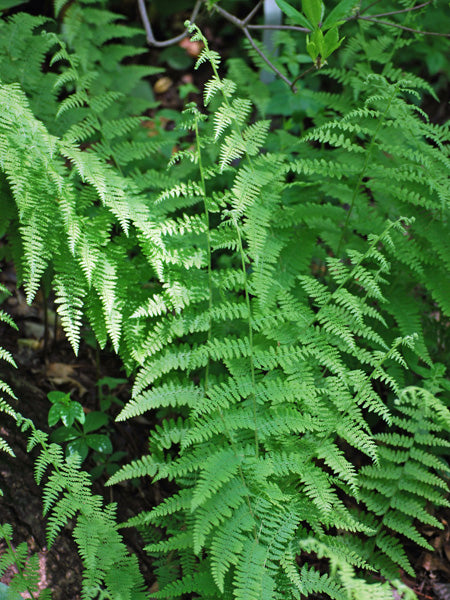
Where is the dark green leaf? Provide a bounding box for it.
[61,402,85,428]
[89,464,104,480]
[0,0,29,10]
[97,376,127,391]
[86,434,113,454]
[66,438,89,462]
[50,426,78,443]
[83,411,108,433]
[48,403,64,427]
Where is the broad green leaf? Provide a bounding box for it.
[50,426,78,443]
[66,438,89,462]
[83,411,108,433]
[310,29,324,56]
[48,403,64,427]
[0,582,23,600]
[47,390,70,404]
[323,0,357,29]
[323,27,344,58]
[86,434,113,454]
[302,0,324,25]
[306,40,318,61]
[62,401,85,427]
[274,0,313,28]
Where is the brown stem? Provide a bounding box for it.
[358,15,450,37]
[137,0,202,47]
[248,24,310,33]
[369,2,431,18]
[213,3,297,90]
[243,1,263,26]
[359,0,384,15]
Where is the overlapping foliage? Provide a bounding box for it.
[0,0,448,598]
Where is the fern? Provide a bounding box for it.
[107,25,448,600]
[0,3,449,599]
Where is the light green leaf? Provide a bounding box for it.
[0,582,23,600]
[310,29,324,56]
[274,0,313,28]
[302,0,324,25]
[323,27,345,58]
[323,0,357,29]
[306,40,318,61]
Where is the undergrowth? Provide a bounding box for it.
[0,0,448,598]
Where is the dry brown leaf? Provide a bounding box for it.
[153,77,173,94]
[422,552,450,577]
[179,37,203,57]
[433,582,450,600]
[46,362,77,379]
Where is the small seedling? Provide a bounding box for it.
[96,376,127,412]
[47,390,113,463]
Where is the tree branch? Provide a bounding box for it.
[359,0,384,16]
[213,3,297,90]
[243,1,263,26]
[368,2,431,18]
[358,15,450,37]
[136,0,449,94]
[248,24,310,33]
[137,0,202,47]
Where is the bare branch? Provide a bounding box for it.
[137,0,202,47]
[290,65,316,90]
[212,3,242,28]
[213,3,297,90]
[358,15,450,37]
[242,28,297,90]
[369,2,431,18]
[359,0,384,16]
[243,1,263,27]
[248,24,310,33]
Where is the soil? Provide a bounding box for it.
[0,263,160,599]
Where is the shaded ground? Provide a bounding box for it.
[0,264,160,598]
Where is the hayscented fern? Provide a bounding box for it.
[0,2,448,599]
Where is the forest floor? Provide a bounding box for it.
[1,264,450,599]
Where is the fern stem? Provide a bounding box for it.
[194,117,213,392]
[233,218,259,456]
[194,114,259,539]
[336,84,399,256]
[205,51,261,457]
